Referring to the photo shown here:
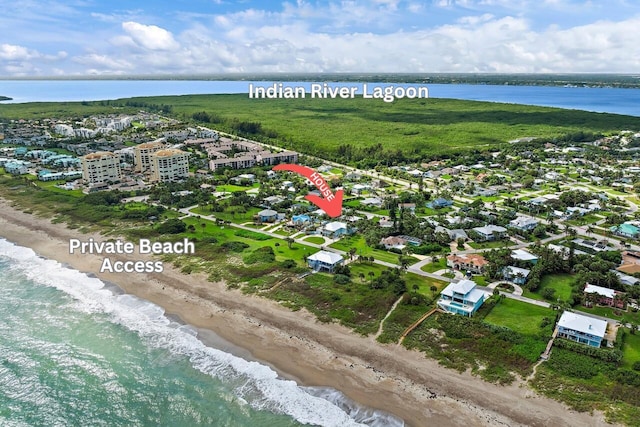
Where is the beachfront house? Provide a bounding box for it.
[437,279,486,317]
[307,250,344,273]
[557,311,608,348]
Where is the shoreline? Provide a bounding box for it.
[0,199,615,427]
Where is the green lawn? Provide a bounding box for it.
[468,239,514,249]
[303,236,326,245]
[523,273,575,302]
[329,235,418,264]
[566,214,601,226]
[421,257,446,273]
[622,330,640,369]
[177,216,315,264]
[191,205,262,224]
[577,306,640,325]
[484,298,555,337]
[404,272,447,297]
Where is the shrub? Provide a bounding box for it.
[334,274,351,285]
[280,259,296,269]
[244,246,276,264]
[157,218,187,234]
[221,241,249,252]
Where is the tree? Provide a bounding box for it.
[368,271,375,282]
[412,284,419,293]
[430,285,438,295]
[285,237,294,249]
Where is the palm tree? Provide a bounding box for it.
[285,237,294,249]
[412,284,419,294]
[368,271,375,283]
[430,285,438,295]
[586,225,594,236]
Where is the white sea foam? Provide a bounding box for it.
[0,239,403,427]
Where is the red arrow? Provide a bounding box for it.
[272,164,343,218]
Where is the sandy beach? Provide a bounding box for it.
[0,198,614,427]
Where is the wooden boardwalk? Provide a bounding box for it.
[541,327,559,360]
[397,307,441,345]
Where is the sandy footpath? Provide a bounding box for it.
[0,199,614,427]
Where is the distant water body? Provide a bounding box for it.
[0,239,403,427]
[1,80,639,116]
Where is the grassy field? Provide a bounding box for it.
[622,330,640,369]
[421,257,446,273]
[303,235,326,245]
[484,298,555,337]
[523,273,575,302]
[468,239,514,249]
[4,94,640,161]
[329,235,418,264]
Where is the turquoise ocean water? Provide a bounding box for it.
[0,239,403,426]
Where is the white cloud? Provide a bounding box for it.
[0,44,39,61]
[2,1,640,75]
[121,21,180,50]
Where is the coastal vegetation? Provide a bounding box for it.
[3,94,640,165]
[3,94,640,425]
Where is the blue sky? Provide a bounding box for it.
[1,0,639,76]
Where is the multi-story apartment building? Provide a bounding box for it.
[151,148,189,182]
[134,141,166,173]
[81,151,121,184]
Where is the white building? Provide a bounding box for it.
[151,148,189,182]
[134,141,166,173]
[81,151,121,184]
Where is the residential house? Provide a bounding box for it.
[474,187,497,197]
[380,236,407,251]
[257,209,278,223]
[361,197,383,208]
[509,216,539,232]
[502,266,531,285]
[584,284,625,309]
[351,183,369,195]
[446,254,488,274]
[427,198,453,209]
[4,160,30,175]
[292,214,311,225]
[437,279,486,317]
[263,195,286,207]
[399,203,416,213]
[610,223,640,239]
[398,235,422,246]
[472,225,507,242]
[307,250,344,272]
[322,221,349,238]
[511,249,538,265]
[557,311,608,348]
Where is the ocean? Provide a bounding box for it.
[0,238,403,427]
[1,80,639,116]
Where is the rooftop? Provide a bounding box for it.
[558,311,607,339]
